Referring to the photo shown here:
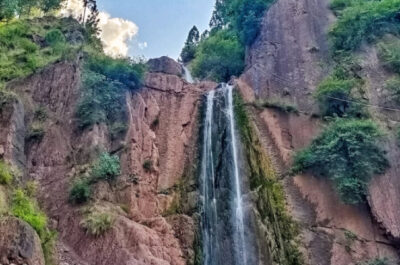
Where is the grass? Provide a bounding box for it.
[254,99,299,114]
[26,122,45,141]
[80,210,114,236]
[378,38,400,74]
[0,17,82,88]
[234,92,304,264]
[0,160,13,185]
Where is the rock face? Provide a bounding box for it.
[243,0,335,113]
[0,217,45,265]
[238,0,400,263]
[148,56,183,76]
[3,58,216,265]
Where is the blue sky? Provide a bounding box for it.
[97,0,215,60]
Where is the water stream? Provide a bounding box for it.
[200,84,250,265]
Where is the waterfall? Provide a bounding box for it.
[200,84,250,265]
[182,65,194,83]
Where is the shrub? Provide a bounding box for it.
[191,29,245,82]
[385,77,400,104]
[69,178,91,204]
[34,106,48,122]
[11,189,47,236]
[27,123,45,141]
[80,211,114,236]
[315,76,357,117]
[292,119,388,204]
[45,29,66,47]
[143,160,153,172]
[91,152,121,182]
[329,0,400,52]
[256,99,299,114]
[378,39,400,74]
[0,160,13,185]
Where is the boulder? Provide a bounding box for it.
[0,217,45,265]
[147,56,183,76]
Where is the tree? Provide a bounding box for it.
[180,26,200,63]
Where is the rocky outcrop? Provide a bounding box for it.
[0,217,45,265]
[3,57,216,265]
[243,0,335,113]
[148,56,183,76]
[238,0,400,263]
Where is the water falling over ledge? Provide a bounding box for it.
[199,84,256,265]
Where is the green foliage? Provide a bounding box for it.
[76,52,145,129]
[27,123,45,141]
[45,29,66,47]
[378,38,400,73]
[91,152,121,182]
[292,119,388,204]
[0,19,78,87]
[142,159,153,172]
[0,0,65,21]
[0,160,13,185]
[210,0,274,45]
[191,29,244,82]
[80,210,114,236]
[11,188,47,236]
[329,0,400,52]
[69,178,91,204]
[385,77,400,104]
[234,93,304,264]
[180,26,200,63]
[34,106,48,122]
[255,99,299,114]
[315,76,357,117]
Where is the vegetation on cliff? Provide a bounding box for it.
[181,0,274,82]
[234,93,303,264]
[292,119,388,204]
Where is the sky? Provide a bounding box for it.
[96,0,215,60]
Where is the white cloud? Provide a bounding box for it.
[61,0,138,57]
[138,42,148,50]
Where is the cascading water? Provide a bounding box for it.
[182,65,195,83]
[200,84,254,265]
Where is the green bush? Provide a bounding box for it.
[256,99,299,114]
[85,53,146,91]
[191,29,244,82]
[91,152,121,182]
[80,211,114,236]
[142,160,153,172]
[45,29,66,47]
[315,76,358,117]
[329,0,400,52]
[27,123,45,141]
[0,160,13,185]
[385,77,400,104]
[69,178,91,204]
[11,189,47,236]
[378,39,400,73]
[292,119,388,204]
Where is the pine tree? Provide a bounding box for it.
[180,26,200,63]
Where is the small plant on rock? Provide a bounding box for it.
[143,159,153,172]
[0,160,13,185]
[80,210,114,236]
[69,178,91,204]
[91,152,121,182]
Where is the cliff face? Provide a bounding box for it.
[0,57,216,265]
[238,0,400,264]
